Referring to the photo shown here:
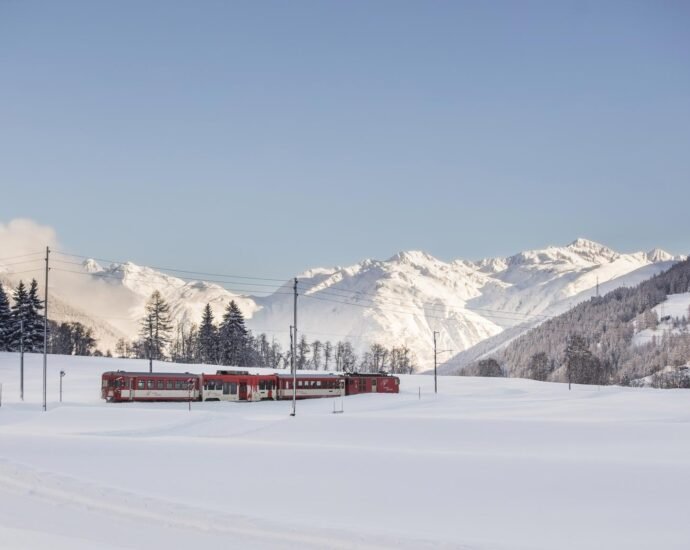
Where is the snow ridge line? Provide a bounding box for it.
[0,458,455,550]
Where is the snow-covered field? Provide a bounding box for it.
[1,353,689,549]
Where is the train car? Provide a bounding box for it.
[344,373,400,395]
[201,370,277,402]
[276,373,345,400]
[101,371,201,402]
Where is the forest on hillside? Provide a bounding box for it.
[463,258,690,388]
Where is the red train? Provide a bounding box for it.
[101,370,400,403]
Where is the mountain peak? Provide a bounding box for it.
[565,238,619,262]
[646,248,675,262]
[387,250,438,265]
[82,259,103,273]
[567,237,613,251]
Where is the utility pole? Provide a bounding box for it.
[149,319,153,373]
[59,370,65,402]
[291,278,298,416]
[20,319,24,401]
[43,246,49,412]
[433,331,438,394]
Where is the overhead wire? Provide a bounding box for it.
[0,251,44,262]
[52,250,288,282]
[49,267,294,296]
[48,248,680,344]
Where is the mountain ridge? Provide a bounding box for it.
[0,238,684,367]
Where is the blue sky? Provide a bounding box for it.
[1,1,688,278]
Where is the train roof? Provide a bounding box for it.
[276,373,343,378]
[343,372,398,377]
[102,371,199,378]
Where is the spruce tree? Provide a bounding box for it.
[198,303,218,364]
[0,282,12,351]
[10,280,30,351]
[26,279,45,352]
[218,300,248,366]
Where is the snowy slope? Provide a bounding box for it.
[0,238,683,366]
[1,352,689,550]
[632,292,690,346]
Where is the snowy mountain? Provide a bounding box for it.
[0,239,684,368]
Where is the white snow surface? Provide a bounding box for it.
[1,353,689,549]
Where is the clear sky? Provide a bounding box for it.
[1,1,688,279]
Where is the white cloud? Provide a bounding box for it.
[0,218,60,259]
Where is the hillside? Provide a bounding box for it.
[471,258,690,386]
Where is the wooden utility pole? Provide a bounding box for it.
[20,319,24,401]
[291,278,298,416]
[42,246,49,412]
[149,320,153,373]
[433,331,438,394]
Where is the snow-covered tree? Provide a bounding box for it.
[198,303,219,364]
[0,282,12,351]
[218,300,249,366]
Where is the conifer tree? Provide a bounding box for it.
[26,279,45,351]
[198,303,219,364]
[0,282,12,351]
[10,280,30,351]
[140,290,172,361]
[218,300,248,366]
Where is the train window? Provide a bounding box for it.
[147,380,154,390]
[316,381,321,387]
[231,383,238,394]
[167,381,174,390]
[259,381,265,391]
[157,381,164,390]
[137,380,145,390]
[174,381,182,390]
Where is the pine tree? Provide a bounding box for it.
[10,280,30,351]
[140,290,172,361]
[198,303,219,364]
[0,282,12,351]
[26,279,45,352]
[218,300,249,366]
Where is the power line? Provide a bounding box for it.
[307,284,554,320]
[51,249,572,323]
[0,268,44,277]
[49,267,294,295]
[52,250,289,282]
[0,251,44,262]
[0,258,45,268]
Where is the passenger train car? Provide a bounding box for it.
[101,370,399,403]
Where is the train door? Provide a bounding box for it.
[372,378,377,393]
[239,382,248,401]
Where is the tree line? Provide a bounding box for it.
[116,290,417,373]
[0,279,100,356]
